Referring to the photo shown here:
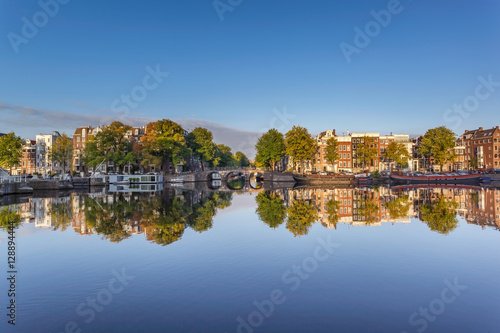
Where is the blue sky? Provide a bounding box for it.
[1,0,499,157]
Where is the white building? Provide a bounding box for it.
[36,131,62,176]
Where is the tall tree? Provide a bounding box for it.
[213,144,235,167]
[142,119,189,174]
[255,129,286,170]
[186,127,216,167]
[84,121,135,173]
[0,132,23,175]
[384,141,410,169]
[285,126,317,173]
[325,137,340,169]
[48,133,73,174]
[356,136,378,171]
[234,151,250,167]
[418,126,456,172]
[255,192,287,228]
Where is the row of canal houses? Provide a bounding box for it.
[298,126,500,173]
[4,125,500,176]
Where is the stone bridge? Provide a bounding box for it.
[163,168,296,191]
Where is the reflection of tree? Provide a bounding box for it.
[286,200,318,237]
[384,195,411,220]
[50,198,72,231]
[470,192,479,207]
[0,207,21,230]
[187,193,233,233]
[356,192,380,224]
[142,198,188,246]
[419,195,459,235]
[326,199,340,228]
[84,196,138,243]
[255,192,286,228]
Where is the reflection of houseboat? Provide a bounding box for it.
[390,173,482,185]
[108,183,164,193]
[108,174,163,184]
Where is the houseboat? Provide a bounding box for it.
[390,173,482,185]
[108,174,163,184]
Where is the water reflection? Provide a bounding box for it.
[1,186,499,243]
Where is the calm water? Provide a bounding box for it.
[0,185,499,333]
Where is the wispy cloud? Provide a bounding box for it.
[0,102,260,159]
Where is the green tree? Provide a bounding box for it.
[0,132,23,174]
[286,200,318,236]
[285,126,317,173]
[255,192,287,228]
[48,133,73,174]
[213,144,235,167]
[418,126,456,172]
[0,207,21,231]
[186,127,216,167]
[384,142,410,169]
[356,136,378,171]
[325,137,340,168]
[255,129,286,170]
[384,195,411,220]
[142,119,189,173]
[326,199,340,228]
[419,195,459,234]
[234,151,250,167]
[469,156,478,170]
[84,121,135,173]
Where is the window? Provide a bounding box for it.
[348,153,351,159]
[347,146,350,151]
[77,137,80,142]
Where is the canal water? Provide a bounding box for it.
[0,186,499,333]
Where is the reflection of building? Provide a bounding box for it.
[282,186,500,232]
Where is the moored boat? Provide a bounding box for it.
[390,173,482,185]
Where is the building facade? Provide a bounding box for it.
[36,131,62,176]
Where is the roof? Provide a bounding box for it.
[471,126,499,139]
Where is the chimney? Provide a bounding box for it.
[479,127,483,131]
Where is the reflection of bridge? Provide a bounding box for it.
[163,169,296,191]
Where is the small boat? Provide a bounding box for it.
[390,173,482,185]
